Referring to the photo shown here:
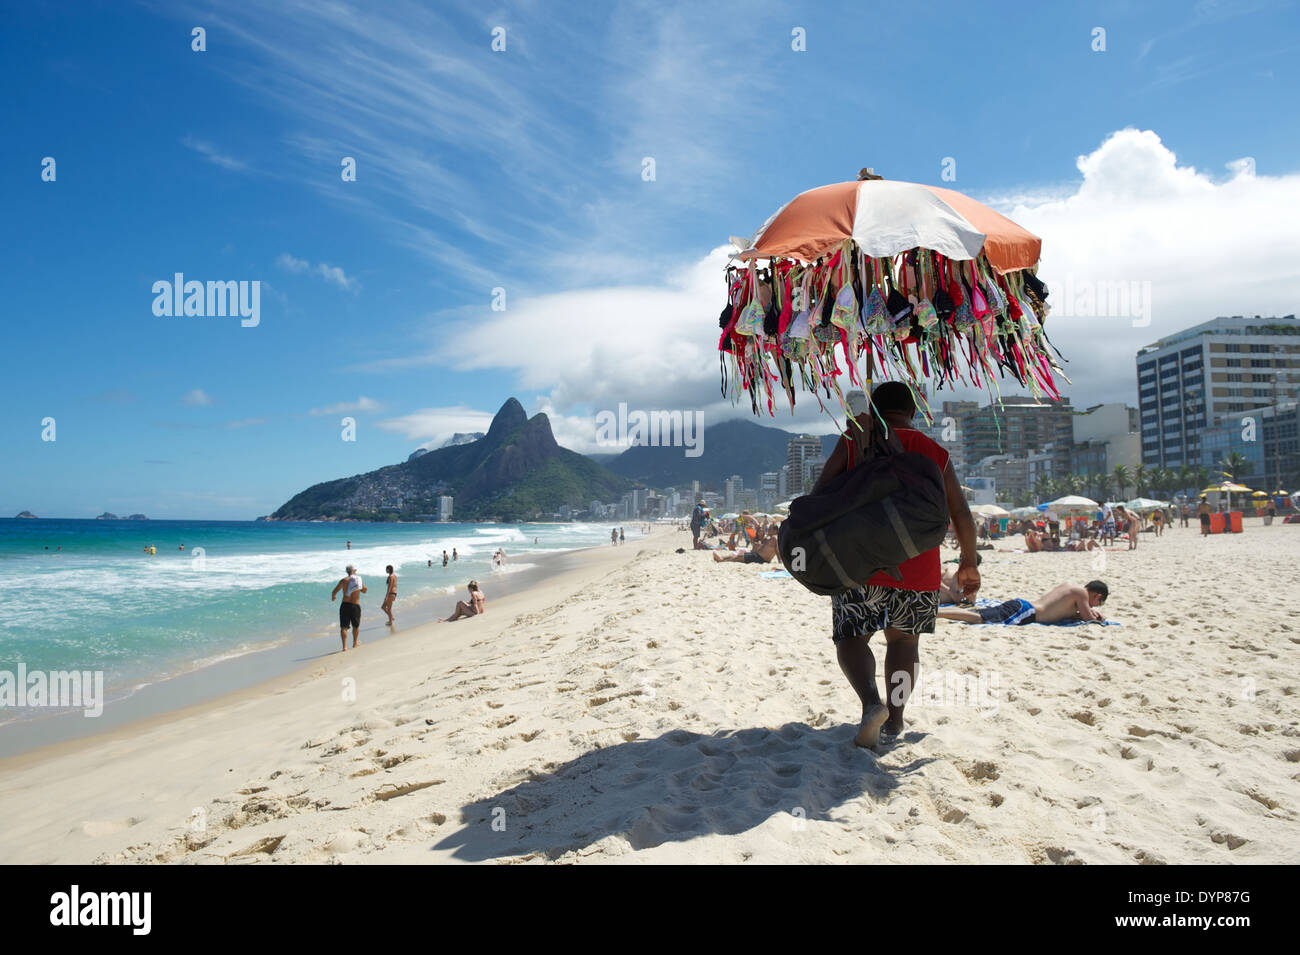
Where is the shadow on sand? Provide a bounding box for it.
[433,722,935,861]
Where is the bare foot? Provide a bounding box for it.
[881,718,904,738]
[854,704,890,748]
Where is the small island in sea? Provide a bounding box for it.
[95,512,120,520]
[15,510,38,519]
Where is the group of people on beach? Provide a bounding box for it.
[329,541,491,650]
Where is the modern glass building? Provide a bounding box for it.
[1135,315,1300,470]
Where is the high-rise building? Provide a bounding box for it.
[961,396,1074,468]
[724,475,743,509]
[1136,315,1299,470]
[437,496,453,521]
[786,435,823,494]
[802,458,826,493]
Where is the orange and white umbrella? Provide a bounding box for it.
[735,178,1040,273]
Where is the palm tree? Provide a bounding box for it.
[1220,452,1249,482]
[1194,465,1210,494]
[1133,463,1148,498]
[1095,471,1113,503]
[1149,466,1167,499]
[1033,475,1052,505]
[1111,464,1130,501]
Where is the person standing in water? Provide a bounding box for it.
[330,563,367,650]
[381,564,397,625]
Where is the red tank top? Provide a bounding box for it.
[842,428,950,592]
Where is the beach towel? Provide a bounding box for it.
[941,597,1121,626]
[758,569,792,579]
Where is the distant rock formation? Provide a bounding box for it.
[273,399,629,522]
[126,514,148,520]
[15,510,37,519]
[95,512,120,520]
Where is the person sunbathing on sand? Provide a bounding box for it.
[713,526,779,564]
[443,580,485,621]
[937,580,1108,626]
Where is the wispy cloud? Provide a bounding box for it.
[181,388,213,407]
[276,253,360,291]
[308,397,383,416]
[180,135,248,172]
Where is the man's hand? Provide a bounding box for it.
[957,562,980,599]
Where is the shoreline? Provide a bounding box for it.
[0,539,617,760]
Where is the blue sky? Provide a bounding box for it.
[5,0,1298,518]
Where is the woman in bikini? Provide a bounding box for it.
[444,580,485,622]
[381,564,397,625]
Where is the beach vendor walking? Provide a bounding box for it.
[817,384,980,748]
[330,563,367,650]
[690,500,707,544]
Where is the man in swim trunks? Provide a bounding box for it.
[818,383,980,748]
[1198,496,1212,535]
[938,580,1108,626]
[1181,501,1190,527]
[713,525,779,564]
[330,563,367,650]
[1100,502,1117,546]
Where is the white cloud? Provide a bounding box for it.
[376,404,496,450]
[396,127,1298,433]
[1005,128,1300,408]
[308,397,383,416]
[181,388,213,407]
[180,136,248,172]
[276,253,359,291]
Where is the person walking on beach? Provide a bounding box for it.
[817,384,980,748]
[611,528,618,545]
[619,527,625,544]
[690,500,706,545]
[1181,501,1190,528]
[381,564,397,625]
[1151,507,1164,537]
[443,580,485,622]
[1100,502,1117,546]
[1198,496,1212,536]
[330,563,367,650]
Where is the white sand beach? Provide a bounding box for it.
[1,524,1297,865]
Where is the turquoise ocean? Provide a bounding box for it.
[0,518,626,723]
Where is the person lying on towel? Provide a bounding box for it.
[938,580,1108,625]
[713,525,779,564]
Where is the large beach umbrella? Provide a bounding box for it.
[970,504,1010,518]
[1010,506,1039,519]
[717,169,1060,420]
[736,178,1041,272]
[1200,481,1252,509]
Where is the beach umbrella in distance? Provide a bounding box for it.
[1010,506,1039,519]
[1125,497,1168,511]
[970,504,1010,517]
[774,500,792,513]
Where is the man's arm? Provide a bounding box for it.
[812,436,846,493]
[942,459,980,598]
[1071,586,1102,621]
[330,579,343,601]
